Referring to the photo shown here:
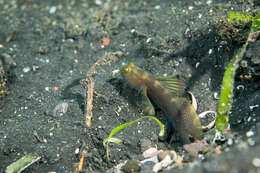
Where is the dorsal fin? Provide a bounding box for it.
[156,77,185,95]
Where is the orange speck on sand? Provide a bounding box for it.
[100,38,110,47]
[215,149,222,155]
[53,86,59,92]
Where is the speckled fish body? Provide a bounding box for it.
[120,62,203,143]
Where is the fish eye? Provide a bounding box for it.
[129,62,135,67]
[124,67,130,73]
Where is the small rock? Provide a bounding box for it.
[141,161,156,173]
[1,53,16,67]
[252,158,260,167]
[227,138,233,146]
[182,152,196,162]
[157,150,177,162]
[183,140,208,155]
[247,138,255,146]
[240,60,248,68]
[32,65,39,71]
[140,139,152,152]
[121,160,141,173]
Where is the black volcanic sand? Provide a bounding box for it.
[0,0,259,172]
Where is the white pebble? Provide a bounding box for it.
[249,105,259,111]
[95,0,102,5]
[246,130,254,137]
[195,62,200,68]
[43,138,48,143]
[213,92,220,100]
[208,49,213,55]
[112,69,120,75]
[227,138,233,145]
[188,6,194,10]
[75,148,80,154]
[45,87,50,92]
[198,154,205,160]
[252,158,260,167]
[23,66,31,73]
[146,38,152,43]
[49,6,57,14]
[206,0,212,5]
[154,5,160,9]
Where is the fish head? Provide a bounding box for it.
[120,62,146,89]
[120,62,136,78]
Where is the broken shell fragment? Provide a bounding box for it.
[213,92,220,100]
[153,150,177,172]
[53,102,69,116]
[143,147,162,159]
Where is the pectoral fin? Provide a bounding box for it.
[156,77,184,95]
[140,87,155,115]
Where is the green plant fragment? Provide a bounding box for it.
[6,154,41,173]
[108,137,123,145]
[252,14,260,31]
[216,114,228,131]
[216,44,247,131]
[103,116,164,146]
[228,12,253,24]
[216,12,260,132]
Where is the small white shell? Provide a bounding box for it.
[198,111,217,131]
[53,102,69,116]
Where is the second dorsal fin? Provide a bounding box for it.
[156,77,185,95]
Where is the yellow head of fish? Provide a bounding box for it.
[120,62,135,78]
[120,62,147,90]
